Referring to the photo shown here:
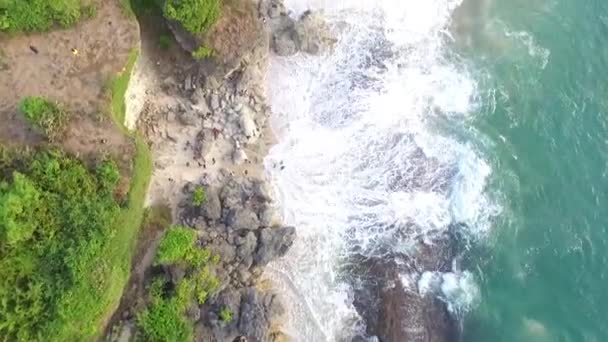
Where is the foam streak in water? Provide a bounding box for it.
[264,0,497,339]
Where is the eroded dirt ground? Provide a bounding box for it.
[0,0,138,163]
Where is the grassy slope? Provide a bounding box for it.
[97,48,153,336]
[0,2,152,339]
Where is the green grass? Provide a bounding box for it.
[99,134,152,328]
[0,39,150,342]
[18,96,69,142]
[0,14,152,340]
[99,47,154,338]
[137,227,220,341]
[0,0,90,33]
[119,0,135,17]
[163,0,220,34]
[219,306,233,323]
[192,185,206,206]
[143,204,172,230]
[129,0,163,16]
[159,34,173,50]
[0,148,125,340]
[192,45,214,59]
[110,49,139,127]
[137,278,193,342]
[155,225,211,267]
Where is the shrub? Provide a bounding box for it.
[19,96,68,142]
[163,0,220,34]
[96,159,121,191]
[0,0,89,32]
[159,34,172,50]
[137,287,193,342]
[219,306,233,323]
[155,225,211,267]
[138,224,221,340]
[0,149,122,340]
[192,267,220,304]
[192,185,206,206]
[192,45,213,59]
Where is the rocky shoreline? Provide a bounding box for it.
[109,0,333,340]
[109,0,459,341]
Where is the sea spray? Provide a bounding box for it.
[264,0,498,339]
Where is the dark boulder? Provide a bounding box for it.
[254,227,296,267]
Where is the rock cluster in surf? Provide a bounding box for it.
[181,176,295,341]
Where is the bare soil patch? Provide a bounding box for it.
[0,0,138,160]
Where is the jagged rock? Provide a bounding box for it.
[349,240,457,342]
[187,304,201,322]
[239,107,258,140]
[237,268,252,284]
[204,75,221,90]
[194,129,215,160]
[271,11,335,56]
[236,231,258,260]
[219,178,244,210]
[168,265,186,285]
[185,74,193,91]
[272,27,299,56]
[191,88,207,107]
[225,208,260,230]
[192,216,208,231]
[203,188,222,222]
[254,227,296,267]
[296,11,333,55]
[167,0,263,77]
[267,0,286,19]
[211,241,237,264]
[237,289,285,342]
[232,148,248,165]
[210,93,220,111]
[116,322,135,342]
[253,181,273,202]
[178,108,200,126]
[259,206,275,227]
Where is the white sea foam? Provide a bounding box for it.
[264,0,497,339]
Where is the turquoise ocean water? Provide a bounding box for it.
[456,0,608,340]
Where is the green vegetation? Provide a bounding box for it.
[109,49,139,127]
[137,270,220,341]
[192,185,206,206]
[101,47,154,338]
[219,306,234,323]
[19,96,68,142]
[159,34,173,50]
[192,266,220,304]
[143,204,172,230]
[0,46,152,340]
[155,225,211,267]
[0,149,123,340]
[192,45,214,59]
[0,49,7,71]
[127,0,163,16]
[137,278,193,342]
[138,226,220,341]
[0,0,91,32]
[0,17,151,342]
[163,0,220,34]
[119,0,135,17]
